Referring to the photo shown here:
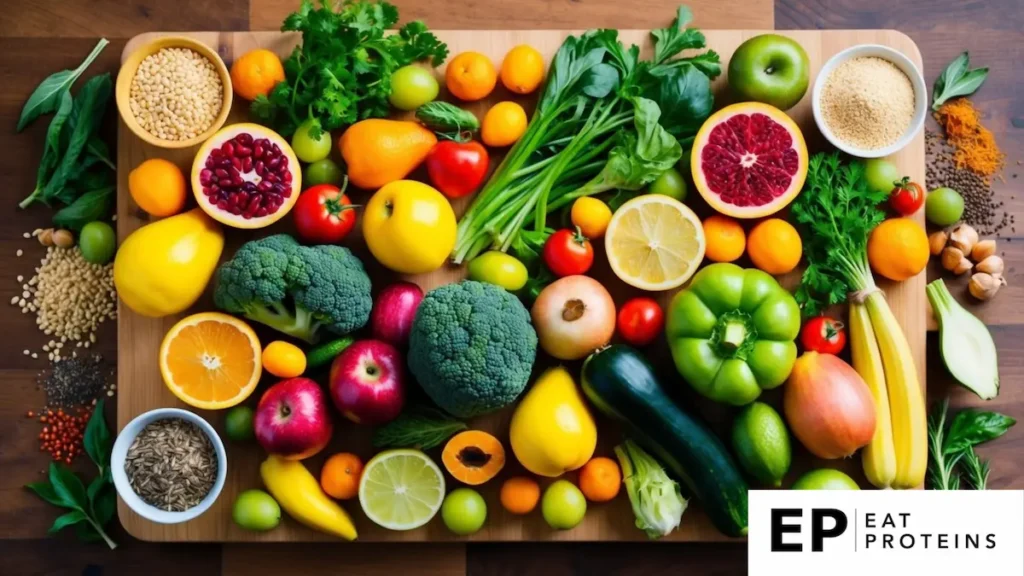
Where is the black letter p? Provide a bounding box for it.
[811,509,848,552]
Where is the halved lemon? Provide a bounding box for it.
[359,449,445,531]
[159,312,262,410]
[605,195,706,291]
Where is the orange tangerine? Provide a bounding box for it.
[159,312,262,409]
[446,51,497,102]
[702,215,746,263]
[482,101,528,147]
[500,45,545,94]
[231,48,285,101]
[128,158,187,217]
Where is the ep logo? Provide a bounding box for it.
[771,508,848,552]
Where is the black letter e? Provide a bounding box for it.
[771,509,802,552]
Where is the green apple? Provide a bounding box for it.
[728,34,810,110]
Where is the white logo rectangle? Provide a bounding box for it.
[749,490,1024,575]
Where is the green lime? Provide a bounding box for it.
[926,187,964,227]
[541,480,587,530]
[791,468,860,490]
[224,406,255,442]
[233,489,281,531]
[442,488,487,535]
[78,221,116,264]
[648,167,688,202]
[359,449,445,530]
[731,402,791,487]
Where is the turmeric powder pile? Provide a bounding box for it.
[935,98,1005,181]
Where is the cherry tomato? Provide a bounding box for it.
[617,298,664,347]
[800,316,847,355]
[889,177,925,216]
[426,140,490,199]
[293,183,357,244]
[543,227,594,277]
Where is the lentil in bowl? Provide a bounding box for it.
[116,36,232,149]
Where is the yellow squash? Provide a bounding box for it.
[113,209,224,317]
[260,455,357,541]
[509,367,597,477]
[850,302,897,488]
[865,292,927,488]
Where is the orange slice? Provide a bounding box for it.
[159,312,262,409]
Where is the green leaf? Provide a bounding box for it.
[944,408,1015,455]
[20,91,75,209]
[415,101,480,133]
[75,522,103,542]
[931,51,989,110]
[42,73,113,201]
[87,475,116,526]
[581,63,620,99]
[962,446,990,490]
[48,510,89,535]
[52,186,114,230]
[48,463,88,512]
[16,38,108,131]
[371,406,467,450]
[650,6,707,66]
[26,481,70,508]
[83,399,112,475]
[644,63,714,140]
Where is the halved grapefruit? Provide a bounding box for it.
[192,123,301,229]
[691,102,808,219]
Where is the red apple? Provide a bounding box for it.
[370,282,424,346]
[329,340,406,425]
[254,377,333,460]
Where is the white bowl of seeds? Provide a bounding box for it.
[112,408,226,524]
[812,44,927,158]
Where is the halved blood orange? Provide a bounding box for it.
[160,312,262,409]
[192,123,301,229]
[691,102,808,219]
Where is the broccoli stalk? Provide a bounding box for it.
[242,300,321,344]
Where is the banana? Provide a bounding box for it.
[850,302,896,488]
[260,455,358,540]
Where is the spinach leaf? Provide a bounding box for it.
[24,91,75,208]
[43,73,113,200]
[52,186,114,230]
[17,38,108,132]
[581,63,620,99]
[539,32,609,112]
[645,63,714,140]
[83,399,113,475]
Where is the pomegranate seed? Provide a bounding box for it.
[205,156,215,168]
[282,187,292,199]
[236,145,252,157]
[219,178,233,188]
[271,144,282,156]
[217,158,232,169]
[267,156,282,170]
[217,200,229,210]
[254,145,264,159]
[255,161,266,176]
[257,181,273,193]
[237,133,253,145]
[282,171,293,183]
[200,169,213,185]
[215,168,229,179]
[256,207,268,217]
[243,182,257,193]
[232,175,244,187]
[231,157,242,171]
[221,142,234,157]
[211,148,223,160]
[231,205,243,215]
[202,186,215,196]
[242,157,253,172]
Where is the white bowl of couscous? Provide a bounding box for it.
[116,36,233,149]
[812,44,927,159]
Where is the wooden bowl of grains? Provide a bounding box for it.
[812,43,927,158]
[111,408,227,524]
[116,36,233,149]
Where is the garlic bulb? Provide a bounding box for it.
[975,255,1005,276]
[969,272,1005,301]
[941,246,972,275]
[949,224,979,255]
[929,230,949,256]
[971,239,997,262]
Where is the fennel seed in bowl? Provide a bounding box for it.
[124,417,217,512]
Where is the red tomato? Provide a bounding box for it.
[889,177,925,216]
[800,316,847,355]
[543,228,594,277]
[425,140,490,199]
[617,298,664,347]
[293,184,357,244]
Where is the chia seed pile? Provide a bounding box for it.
[36,354,116,408]
[926,129,1015,236]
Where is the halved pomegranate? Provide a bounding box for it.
[191,123,302,229]
[691,102,808,219]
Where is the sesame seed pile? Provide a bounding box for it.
[821,56,915,151]
[129,47,224,141]
[12,245,116,361]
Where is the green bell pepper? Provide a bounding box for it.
[666,263,800,406]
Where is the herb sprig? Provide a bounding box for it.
[927,398,1014,490]
[789,152,889,315]
[932,52,989,111]
[251,0,449,139]
[26,399,117,549]
[372,406,466,450]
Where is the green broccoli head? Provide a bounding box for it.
[213,234,372,343]
[408,280,538,418]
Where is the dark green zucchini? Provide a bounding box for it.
[581,345,748,537]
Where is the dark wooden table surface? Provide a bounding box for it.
[2,1,1022,574]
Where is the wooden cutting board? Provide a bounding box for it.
[117,29,926,542]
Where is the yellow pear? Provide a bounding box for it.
[510,367,597,477]
[114,208,224,317]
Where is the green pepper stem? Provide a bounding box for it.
[720,320,747,352]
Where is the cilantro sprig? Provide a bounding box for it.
[252,0,448,138]
[789,153,889,316]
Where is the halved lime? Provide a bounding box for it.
[358,449,445,531]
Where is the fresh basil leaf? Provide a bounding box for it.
[83,399,112,475]
[49,510,89,535]
[944,409,1016,456]
[931,51,989,110]
[582,63,620,99]
[53,186,114,230]
[932,52,968,108]
[21,90,75,209]
[48,463,88,512]
[26,481,69,508]
[16,38,108,132]
[43,73,112,201]
[943,68,989,103]
[88,476,116,526]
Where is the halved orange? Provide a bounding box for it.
[159,312,262,409]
